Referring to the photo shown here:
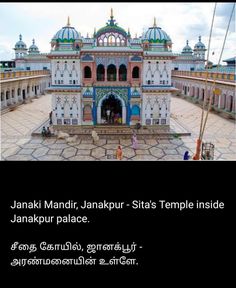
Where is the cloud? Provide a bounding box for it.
[0,2,234,64]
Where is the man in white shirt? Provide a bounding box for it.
[106,109,111,123]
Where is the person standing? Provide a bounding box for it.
[41,126,47,137]
[106,109,111,123]
[116,145,123,160]
[49,111,53,125]
[131,132,138,151]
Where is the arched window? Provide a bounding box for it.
[131,105,140,119]
[107,64,116,81]
[108,35,115,46]
[97,64,105,81]
[119,64,127,81]
[104,37,108,46]
[116,37,121,46]
[132,67,139,78]
[84,66,92,78]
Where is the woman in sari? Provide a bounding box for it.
[116,145,123,160]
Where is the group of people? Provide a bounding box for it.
[41,126,51,137]
[105,109,122,124]
[116,132,138,160]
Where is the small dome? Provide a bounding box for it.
[143,18,172,43]
[52,17,80,42]
[194,36,205,50]
[15,34,27,49]
[182,40,193,54]
[29,39,40,53]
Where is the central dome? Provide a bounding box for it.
[96,9,127,38]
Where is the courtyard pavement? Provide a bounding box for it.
[1,94,236,161]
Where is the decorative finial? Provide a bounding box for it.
[111,8,113,18]
[199,36,201,42]
[19,34,22,41]
[67,16,70,27]
[187,40,189,45]
[87,32,89,38]
[33,39,35,45]
[154,17,157,27]
[93,27,96,37]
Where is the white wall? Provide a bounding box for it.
[52,93,81,125]
[141,93,171,125]
[52,59,80,86]
[142,60,172,86]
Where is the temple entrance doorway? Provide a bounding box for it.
[101,94,122,124]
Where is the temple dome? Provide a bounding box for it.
[182,40,193,54]
[143,18,172,44]
[28,39,40,54]
[52,17,80,42]
[194,36,205,50]
[15,34,27,49]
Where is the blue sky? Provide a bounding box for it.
[0,2,235,64]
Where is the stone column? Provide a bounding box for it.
[104,67,107,82]
[218,95,221,109]
[97,105,101,124]
[117,67,119,82]
[3,90,7,108]
[122,105,126,125]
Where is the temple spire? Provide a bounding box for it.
[108,8,115,26]
[19,34,22,41]
[67,16,70,27]
[32,39,35,45]
[154,17,157,27]
[128,27,130,37]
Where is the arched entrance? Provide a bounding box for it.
[101,95,122,124]
[97,94,126,125]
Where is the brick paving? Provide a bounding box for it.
[1,94,235,160]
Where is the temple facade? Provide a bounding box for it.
[47,11,178,127]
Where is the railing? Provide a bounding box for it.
[172,70,235,82]
[0,70,50,80]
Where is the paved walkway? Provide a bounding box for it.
[1,94,235,161]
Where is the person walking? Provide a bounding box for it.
[116,145,123,160]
